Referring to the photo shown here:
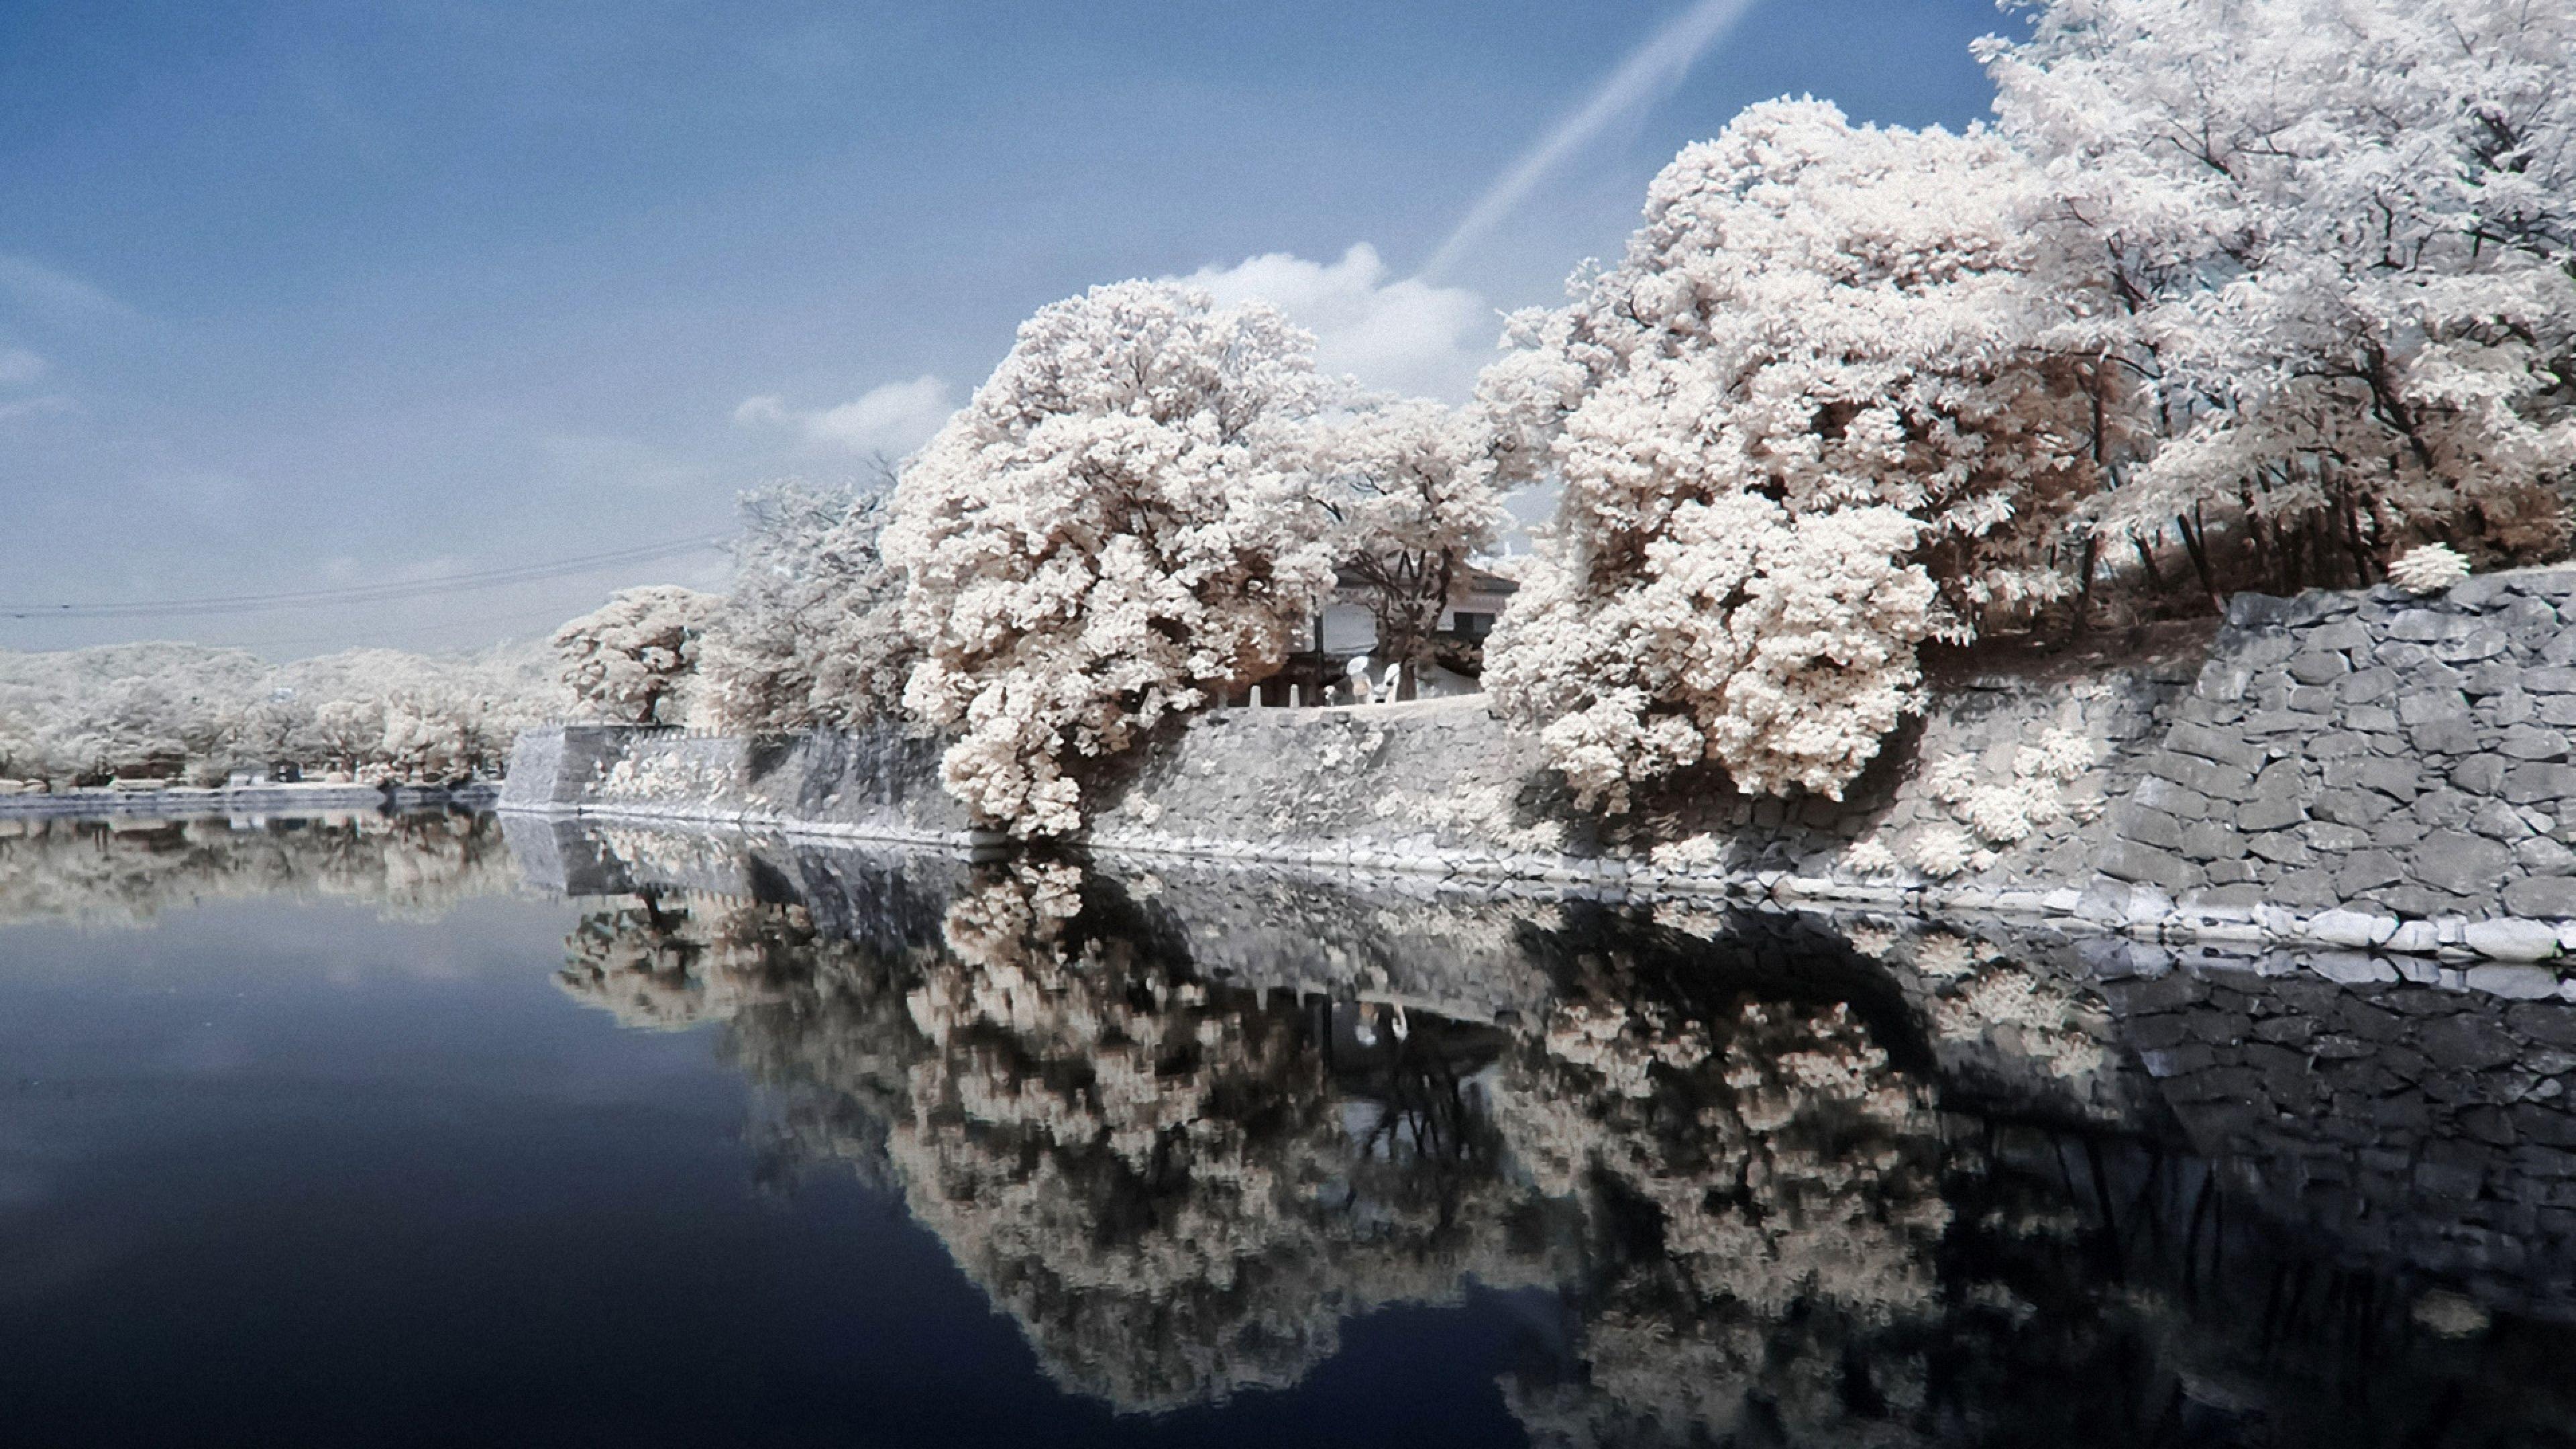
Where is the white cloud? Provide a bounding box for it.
[0,347,48,387]
[1175,244,1494,402]
[734,374,955,458]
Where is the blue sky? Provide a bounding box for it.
[0,0,2017,656]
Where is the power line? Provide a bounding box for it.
[1,534,731,620]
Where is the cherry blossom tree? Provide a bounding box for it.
[883,281,1339,837]
[700,479,916,736]
[552,585,724,727]
[1986,0,2576,587]
[1310,396,1509,689]
[1483,99,2104,808]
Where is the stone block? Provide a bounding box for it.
[2122,805,2187,851]
[2502,725,2573,761]
[2506,1002,2576,1047]
[2304,731,2377,759]
[2306,908,2396,949]
[2237,798,2307,833]
[2388,920,2440,952]
[2409,718,2483,756]
[2250,757,2306,796]
[2471,799,2535,841]
[2504,763,2576,806]
[2148,753,2254,801]
[2516,837,2576,875]
[2332,664,2407,710]
[2398,689,2473,727]
[2312,789,2396,827]
[2324,757,2422,801]
[2461,918,2564,964]
[2180,822,2249,861]
[2132,774,2211,821]
[2421,1013,2525,1069]
[2528,667,2576,694]
[2452,756,2508,796]
[2504,875,2576,919]
[2389,609,2472,643]
[2287,651,2351,684]
[2413,790,2476,830]
[2436,631,2509,663]
[2098,841,2196,894]
[2167,721,2265,771]
[2465,661,2525,696]
[2245,830,2311,865]
[2345,705,2403,735]
[2333,850,2406,895]
[2453,576,2515,608]
[2382,885,2471,921]
[2416,831,2515,896]
[2481,691,2537,730]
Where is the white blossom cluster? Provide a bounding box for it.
[1481,99,2100,807]
[550,584,724,728]
[879,282,1349,836]
[1467,0,2574,810]
[697,482,918,735]
[1990,0,2576,566]
[1901,726,2103,877]
[2387,543,2473,596]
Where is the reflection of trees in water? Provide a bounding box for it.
[554,867,2576,1446]
[0,810,518,927]
[890,862,1567,1411]
[1489,929,1951,1448]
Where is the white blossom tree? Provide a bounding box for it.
[1310,396,1509,688]
[1986,0,2576,586]
[883,280,1339,837]
[1483,99,2104,808]
[552,585,724,727]
[700,479,916,736]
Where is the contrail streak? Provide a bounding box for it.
[1424,0,1759,280]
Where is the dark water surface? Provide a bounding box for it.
[2,812,2573,1446]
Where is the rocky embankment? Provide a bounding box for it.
[499,570,2576,973]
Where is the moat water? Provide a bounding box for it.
[2,812,2572,1446]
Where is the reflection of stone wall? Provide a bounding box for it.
[2103,955,2576,1320]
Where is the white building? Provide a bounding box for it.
[1297,566,1519,701]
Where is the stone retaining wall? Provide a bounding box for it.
[498,568,2576,965]
[2099,571,2576,962]
[498,719,969,845]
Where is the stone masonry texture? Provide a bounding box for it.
[498,568,2576,967]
